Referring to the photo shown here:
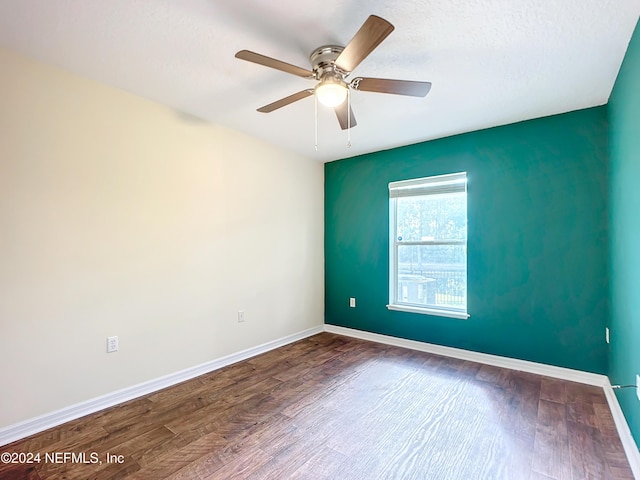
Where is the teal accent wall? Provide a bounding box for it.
[325,107,609,374]
[609,19,640,445]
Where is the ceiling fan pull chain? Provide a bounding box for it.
[314,93,318,151]
[347,89,351,148]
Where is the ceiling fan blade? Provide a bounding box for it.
[235,50,314,78]
[351,77,432,97]
[257,89,314,113]
[334,15,394,73]
[334,102,357,130]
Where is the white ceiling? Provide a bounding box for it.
[0,1,638,162]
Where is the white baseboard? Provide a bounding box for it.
[0,325,323,447]
[324,325,607,385]
[603,379,640,479]
[325,324,640,479]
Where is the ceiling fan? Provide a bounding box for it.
[235,15,432,130]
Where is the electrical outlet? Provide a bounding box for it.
[107,336,118,353]
[636,375,640,401]
[238,311,245,323]
[605,327,610,344]
[349,297,356,308]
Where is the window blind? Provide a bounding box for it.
[389,172,466,198]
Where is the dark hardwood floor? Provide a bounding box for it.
[1,333,634,479]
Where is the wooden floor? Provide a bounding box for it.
[1,333,634,479]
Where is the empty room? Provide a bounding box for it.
[1,1,639,479]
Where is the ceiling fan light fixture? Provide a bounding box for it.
[315,79,348,107]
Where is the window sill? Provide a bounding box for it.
[386,304,470,320]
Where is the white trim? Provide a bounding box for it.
[388,172,468,314]
[387,304,470,319]
[324,324,606,386]
[603,379,640,479]
[324,324,640,478]
[0,325,323,447]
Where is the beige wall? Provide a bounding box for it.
[0,48,324,428]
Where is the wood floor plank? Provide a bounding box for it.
[529,472,556,480]
[288,445,348,480]
[531,399,571,480]
[202,447,272,480]
[540,377,568,404]
[2,333,633,479]
[566,382,601,428]
[568,420,608,479]
[593,402,632,472]
[126,431,229,479]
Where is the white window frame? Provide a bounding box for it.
[387,172,469,319]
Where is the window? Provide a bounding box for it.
[388,172,468,319]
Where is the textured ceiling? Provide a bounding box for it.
[0,0,638,162]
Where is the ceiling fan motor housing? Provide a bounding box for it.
[310,45,347,81]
